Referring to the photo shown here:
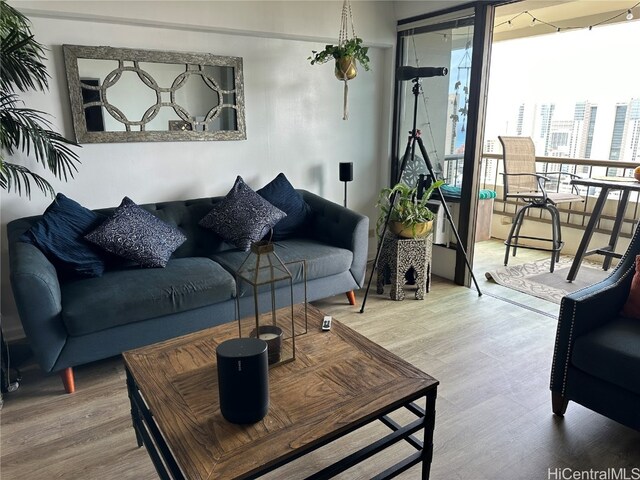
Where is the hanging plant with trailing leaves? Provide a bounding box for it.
[308,0,370,120]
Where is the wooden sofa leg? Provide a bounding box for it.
[552,391,568,416]
[346,290,356,306]
[61,367,75,394]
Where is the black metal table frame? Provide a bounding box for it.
[126,367,437,480]
[567,178,640,282]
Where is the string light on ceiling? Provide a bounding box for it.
[495,1,639,33]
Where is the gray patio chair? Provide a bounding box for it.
[498,136,583,272]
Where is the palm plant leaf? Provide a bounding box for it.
[0,30,49,93]
[0,3,48,93]
[0,93,79,182]
[0,1,80,198]
[0,1,31,33]
[0,160,55,198]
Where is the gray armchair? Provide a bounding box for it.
[550,224,640,430]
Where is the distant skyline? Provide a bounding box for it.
[485,19,640,140]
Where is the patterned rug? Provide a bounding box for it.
[485,257,612,304]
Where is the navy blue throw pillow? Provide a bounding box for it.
[257,173,311,240]
[199,176,286,251]
[85,197,187,268]
[20,193,107,277]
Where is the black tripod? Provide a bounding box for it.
[360,77,482,313]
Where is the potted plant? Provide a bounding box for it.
[376,180,444,239]
[0,2,80,198]
[308,37,370,80]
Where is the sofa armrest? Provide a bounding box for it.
[550,225,640,395]
[300,190,369,287]
[8,239,66,373]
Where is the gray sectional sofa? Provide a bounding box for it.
[7,190,368,393]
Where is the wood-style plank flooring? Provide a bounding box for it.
[1,240,638,479]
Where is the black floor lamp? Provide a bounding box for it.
[339,162,353,207]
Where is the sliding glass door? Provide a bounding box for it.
[393,4,496,284]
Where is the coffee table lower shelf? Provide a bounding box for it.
[126,366,437,480]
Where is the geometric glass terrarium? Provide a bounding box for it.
[235,241,307,367]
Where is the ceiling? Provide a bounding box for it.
[493,0,639,41]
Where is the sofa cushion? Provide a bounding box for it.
[199,176,286,251]
[211,239,353,290]
[61,257,235,336]
[257,173,311,241]
[86,197,186,268]
[572,317,640,396]
[20,193,107,278]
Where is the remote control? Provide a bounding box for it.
[322,316,332,331]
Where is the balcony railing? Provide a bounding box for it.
[442,153,640,239]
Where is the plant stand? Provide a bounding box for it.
[376,232,433,301]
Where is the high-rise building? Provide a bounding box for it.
[484,97,639,186]
[484,138,498,153]
[570,101,598,162]
[570,102,586,158]
[584,106,598,160]
[609,103,628,161]
[623,98,640,163]
[538,104,555,155]
[516,104,525,136]
[547,120,573,158]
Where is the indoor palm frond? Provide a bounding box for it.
[0,93,79,180]
[0,161,55,198]
[0,1,79,199]
[0,29,49,93]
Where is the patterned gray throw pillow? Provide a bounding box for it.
[85,197,186,268]
[199,176,286,251]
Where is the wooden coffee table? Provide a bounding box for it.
[123,305,438,479]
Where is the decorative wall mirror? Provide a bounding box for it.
[63,45,246,143]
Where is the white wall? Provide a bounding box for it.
[1,1,397,337]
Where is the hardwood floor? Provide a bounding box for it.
[2,240,638,479]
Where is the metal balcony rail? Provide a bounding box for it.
[441,153,640,239]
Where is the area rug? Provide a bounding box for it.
[485,257,612,304]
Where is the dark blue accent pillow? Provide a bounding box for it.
[257,173,311,240]
[85,197,187,268]
[20,193,107,277]
[199,176,286,251]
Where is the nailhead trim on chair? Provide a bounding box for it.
[550,298,566,391]
[560,304,577,395]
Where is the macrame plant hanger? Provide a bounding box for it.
[336,0,358,120]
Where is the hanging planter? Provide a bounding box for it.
[335,56,357,81]
[308,0,370,120]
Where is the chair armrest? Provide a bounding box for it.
[500,172,550,199]
[300,190,369,287]
[8,239,66,373]
[542,172,582,194]
[500,172,551,182]
[550,225,640,394]
[544,172,581,179]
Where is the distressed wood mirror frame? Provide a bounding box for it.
[63,45,246,143]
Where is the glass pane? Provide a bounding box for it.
[397,11,475,190]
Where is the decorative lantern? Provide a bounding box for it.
[234,241,307,367]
